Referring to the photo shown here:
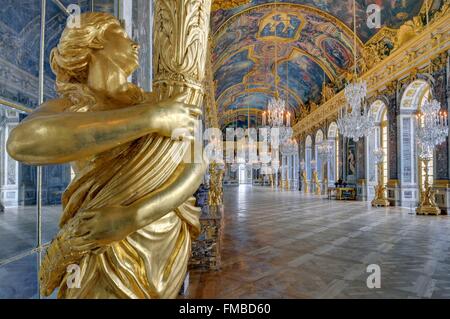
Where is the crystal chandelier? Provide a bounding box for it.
[261,12,292,146]
[263,96,293,145]
[416,99,449,160]
[336,0,374,142]
[281,137,298,156]
[317,140,333,162]
[337,81,375,142]
[267,94,288,127]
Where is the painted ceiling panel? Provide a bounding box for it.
[277,53,330,106]
[220,87,298,113]
[223,113,260,130]
[213,3,354,126]
[213,5,356,78]
[212,0,426,42]
[215,49,255,98]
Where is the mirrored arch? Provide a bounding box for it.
[366,101,388,200]
[399,80,433,207]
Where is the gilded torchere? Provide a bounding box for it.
[301,170,309,193]
[371,149,390,207]
[7,0,211,299]
[312,171,321,195]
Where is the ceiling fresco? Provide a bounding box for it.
[211,1,450,128]
[213,3,355,127]
[212,0,427,42]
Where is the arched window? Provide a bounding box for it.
[399,80,433,206]
[328,122,338,186]
[366,101,388,200]
[305,135,312,181]
[315,130,324,180]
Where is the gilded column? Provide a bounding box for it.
[356,138,366,200]
[152,0,211,189]
[153,0,211,108]
[386,81,400,206]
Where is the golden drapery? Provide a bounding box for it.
[57,135,201,298]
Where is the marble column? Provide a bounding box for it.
[433,53,449,180]
[386,82,401,206]
[356,138,366,200]
[432,52,449,213]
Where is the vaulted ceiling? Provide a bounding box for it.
[211,0,431,129]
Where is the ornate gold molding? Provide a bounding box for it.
[212,0,249,11]
[434,180,450,188]
[293,12,450,137]
[153,0,211,97]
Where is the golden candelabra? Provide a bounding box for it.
[284,178,289,190]
[371,162,390,207]
[208,162,224,206]
[322,161,328,196]
[313,170,321,195]
[416,158,441,215]
[301,170,309,193]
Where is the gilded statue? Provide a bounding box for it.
[321,81,335,104]
[301,170,309,193]
[7,0,211,299]
[309,100,319,112]
[208,162,224,206]
[397,16,424,48]
[313,170,321,195]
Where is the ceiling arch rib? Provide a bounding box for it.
[218,84,302,117]
[218,83,304,111]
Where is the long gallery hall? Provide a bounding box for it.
[0,0,450,300]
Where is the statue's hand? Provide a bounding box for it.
[66,206,136,252]
[151,97,202,138]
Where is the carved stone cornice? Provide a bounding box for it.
[293,13,450,137]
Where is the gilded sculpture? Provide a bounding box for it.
[208,162,224,206]
[301,170,308,193]
[7,0,211,299]
[312,170,321,195]
[321,81,335,104]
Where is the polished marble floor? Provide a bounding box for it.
[185,186,450,299]
[1,186,450,298]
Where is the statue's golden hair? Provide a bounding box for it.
[50,12,120,84]
[50,12,143,110]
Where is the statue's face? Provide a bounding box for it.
[101,24,139,76]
